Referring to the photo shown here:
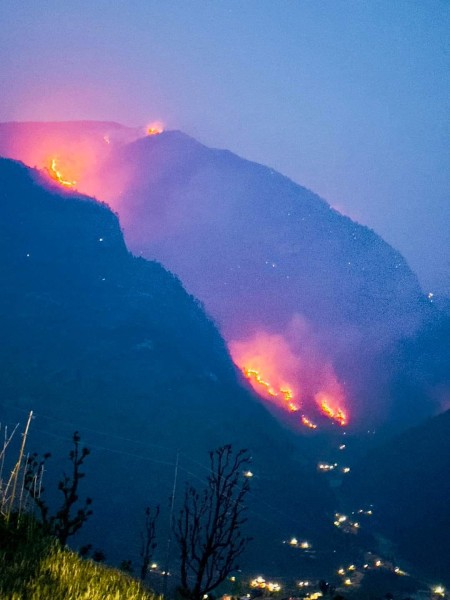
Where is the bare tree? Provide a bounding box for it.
[174,445,251,600]
[140,504,160,581]
[24,431,93,545]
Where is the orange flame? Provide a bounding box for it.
[243,367,321,431]
[146,121,164,136]
[49,157,77,188]
[316,393,347,426]
[0,123,164,201]
[230,328,349,429]
[301,415,318,429]
[244,367,297,410]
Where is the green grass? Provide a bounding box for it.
[0,514,157,600]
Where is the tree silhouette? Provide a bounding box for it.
[24,431,92,545]
[139,504,160,581]
[174,445,251,600]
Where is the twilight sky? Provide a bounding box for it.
[1,0,449,294]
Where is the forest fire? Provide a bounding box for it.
[230,329,349,429]
[147,121,164,135]
[243,366,323,430]
[0,121,165,202]
[316,393,348,426]
[244,367,298,411]
[0,121,352,430]
[229,331,301,412]
[48,157,77,188]
[301,415,318,429]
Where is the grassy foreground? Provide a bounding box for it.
[0,516,156,600]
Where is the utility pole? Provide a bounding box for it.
[162,451,179,599]
[7,410,33,522]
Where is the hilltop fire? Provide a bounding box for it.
[147,121,164,135]
[48,157,77,188]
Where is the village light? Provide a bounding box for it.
[267,582,281,592]
[433,585,445,597]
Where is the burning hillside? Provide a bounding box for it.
[48,157,77,188]
[0,120,439,430]
[0,120,163,197]
[229,328,348,429]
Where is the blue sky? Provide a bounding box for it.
[1,0,449,294]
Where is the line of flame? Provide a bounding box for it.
[49,158,77,188]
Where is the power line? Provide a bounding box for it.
[0,402,321,534]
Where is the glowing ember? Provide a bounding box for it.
[301,415,317,429]
[48,158,77,188]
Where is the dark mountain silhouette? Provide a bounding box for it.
[344,407,450,584]
[0,121,445,430]
[0,157,346,577]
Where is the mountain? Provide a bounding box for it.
[0,121,445,431]
[344,408,450,584]
[0,157,345,578]
[1,123,449,587]
[98,130,441,428]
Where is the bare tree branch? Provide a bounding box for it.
[139,504,160,581]
[24,431,93,545]
[174,445,252,600]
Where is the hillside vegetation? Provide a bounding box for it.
[0,514,155,600]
